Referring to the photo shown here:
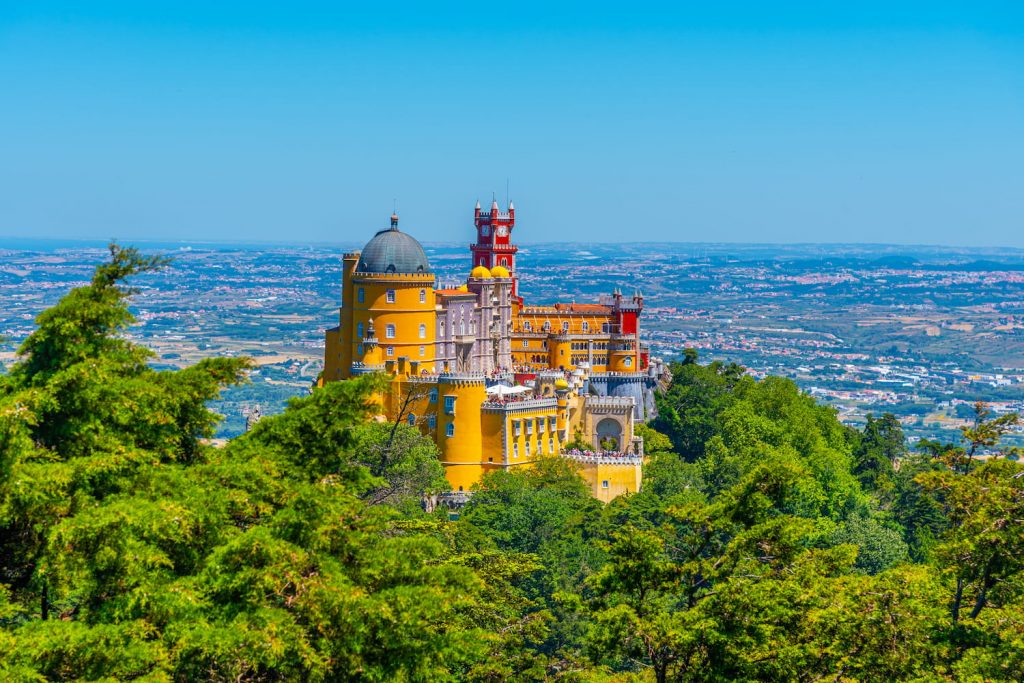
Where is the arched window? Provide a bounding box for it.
[357,322,364,338]
[419,289,426,303]
[582,321,589,332]
[624,357,633,367]
[385,324,396,339]
[386,289,396,303]
[562,321,570,332]
[523,321,531,331]
[446,423,455,437]
[419,323,426,339]
[407,413,416,425]
[357,288,365,303]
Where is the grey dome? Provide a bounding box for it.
[356,215,431,274]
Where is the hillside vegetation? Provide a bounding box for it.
[1,247,1022,682]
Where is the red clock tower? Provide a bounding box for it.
[470,199,520,296]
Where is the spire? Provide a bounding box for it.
[475,199,481,210]
[508,200,514,211]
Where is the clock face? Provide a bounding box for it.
[496,226,508,237]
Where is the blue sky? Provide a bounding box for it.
[1,2,1022,247]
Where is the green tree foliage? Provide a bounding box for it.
[4,248,1024,681]
[851,412,905,493]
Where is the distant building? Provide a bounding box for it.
[321,202,666,500]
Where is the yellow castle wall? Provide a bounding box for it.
[575,460,644,503]
[436,377,487,492]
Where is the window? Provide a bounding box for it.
[385,324,396,339]
[537,418,545,432]
[602,322,610,333]
[386,346,394,356]
[525,441,531,456]
[513,420,521,437]
[523,321,531,331]
[357,288,365,303]
[522,339,529,348]
[419,289,426,303]
[602,480,610,489]
[419,323,426,339]
[407,413,416,425]
[549,437,555,454]
[357,344,363,355]
[543,321,551,332]
[386,289,396,303]
[582,321,589,332]
[549,417,557,430]
[624,357,633,367]
[446,423,455,437]
[419,345,425,357]
[428,415,436,428]
[444,396,456,415]
[526,421,533,435]
[429,389,438,403]
[512,443,518,458]
[562,321,570,332]
[357,322,364,338]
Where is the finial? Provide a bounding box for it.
[390,212,399,230]
[475,199,481,210]
[508,200,514,210]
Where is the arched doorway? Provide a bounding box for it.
[595,418,622,452]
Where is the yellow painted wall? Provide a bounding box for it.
[436,377,486,492]
[575,459,644,503]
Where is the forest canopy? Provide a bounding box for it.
[1,246,1023,682]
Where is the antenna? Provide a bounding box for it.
[505,177,509,207]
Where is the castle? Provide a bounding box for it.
[322,201,665,501]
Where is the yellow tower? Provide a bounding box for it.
[328,213,438,380]
[435,375,488,491]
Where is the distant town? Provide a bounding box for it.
[2,238,1022,448]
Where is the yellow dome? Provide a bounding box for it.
[554,378,570,390]
[457,284,469,292]
[490,265,510,278]
[470,265,492,279]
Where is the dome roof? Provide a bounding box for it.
[470,265,492,279]
[490,265,510,278]
[356,215,431,275]
[554,378,570,390]
[456,284,469,292]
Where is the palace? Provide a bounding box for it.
[322,201,666,500]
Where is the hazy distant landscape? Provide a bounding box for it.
[2,238,1021,446]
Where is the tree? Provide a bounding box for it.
[851,413,905,493]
